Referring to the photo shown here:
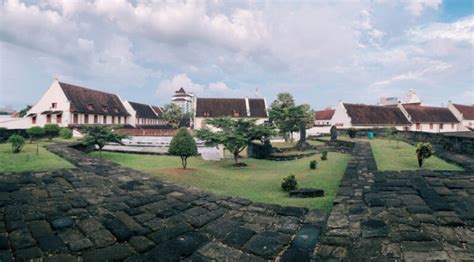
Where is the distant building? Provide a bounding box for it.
[171,87,194,114]
[332,103,411,130]
[314,109,335,126]
[378,97,399,106]
[378,89,422,106]
[193,97,268,129]
[123,101,166,127]
[448,103,474,131]
[399,104,459,133]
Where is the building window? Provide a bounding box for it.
[32,116,36,124]
[46,115,51,123]
[73,114,79,124]
[118,117,121,124]
[84,114,89,124]
[429,123,433,129]
[56,114,62,123]
[112,116,115,124]
[51,102,57,108]
[440,123,444,129]
[451,123,455,129]
[87,104,94,111]
[103,115,107,124]
[416,123,421,130]
[94,115,98,124]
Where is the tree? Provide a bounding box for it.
[168,128,198,169]
[26,127,44,156]
[8,134,25,154]
[384,128,394,143]
[269,93,298,142]
[19,105,32,117]
[416,142,433,167]
[59,128,73,139]
[196,117,275,165]
[83,126,127,158]
[43,124,61,140]
[393,132,402,149]
[291,104,314,148]
[162,103,183,128]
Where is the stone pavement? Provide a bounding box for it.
[315,142,474,261]
[0,143,327,261]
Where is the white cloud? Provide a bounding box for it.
[404,0,441,16]
[408,15,474,45]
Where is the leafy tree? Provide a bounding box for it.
[59,128,73,139]
[291,104,314,148]
[393,132,402,149]
[416,142,433,167]
[168,128,198,169]
[26,127,44,156]
[270,93,295,109]
[384,128,394,143]
[43,124,61,140]
[8,134,25,154]
[196,117,275,165]
[162,103,183,128]
[83,126,127,158]
[18,105,32,117]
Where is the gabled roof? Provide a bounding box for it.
[452,103,474,120]
[314,109,335,120]
[404,105,459,123]
[176,87,186,94]
[195,98,267,118]
[128,101,160,119]
[59,82,129,117]
[151,106,163,117]
[343,103,410,125]
[248,98,268,117]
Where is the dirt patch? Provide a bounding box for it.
[157,168,197,177]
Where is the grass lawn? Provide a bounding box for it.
[0,140,74,173]
[370,139,463,171]
[91,151,351,210]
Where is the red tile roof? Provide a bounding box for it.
[403,105,459,123]
[128,101,160,119]
[248,98,268,118]
[343,103,410,125]
[195,98,267,118]
[59,82,129,117]
[452,103,474,120]
[314,109,335,120]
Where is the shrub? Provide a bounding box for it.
[347,128,357,138]
[0,128,7,142]
[309,160,318,169]
[321,151,328,160]
[60,128,73,139]
[26,127,44,143]
[281,175,297,191]
[168,128,198,169]
[83,125,127,158]
[43,124,61,140]
[8,134,25,154]
[416,142,433,167]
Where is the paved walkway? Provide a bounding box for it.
[315,142,474,261]
[0,143,326,261]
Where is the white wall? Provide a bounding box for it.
[331,103,352,128]
[194,117,268,130]
[123,101,138,126]
[448,103,472,131]
[408,122,458,133]
[26,80,71,127]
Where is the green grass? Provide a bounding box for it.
[271,149,319,156]
[370,139,463,171]
[272,140,325,148]
[0,140,74,173]
[91,151,351,210]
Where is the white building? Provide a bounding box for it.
[331,102,411,130]
[123,101,166,127]
[193,97,268,130]
[171,87,194,114]
[399,104,459,133]
[24,79,130,128]
[448,103,474,131]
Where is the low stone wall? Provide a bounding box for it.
[399,131,474,155]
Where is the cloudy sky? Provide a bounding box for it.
[1,0,473,110]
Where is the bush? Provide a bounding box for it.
[26,126,45,142]
[8,134,25,154]
[347,128,357,138]
[281,175,297,191]
[321,151,328,160]
[416,142,433,167]
[168,128,198,169]
[44,124,61,140]
[60,128,73,139]
[309,160,318,169]
[0,128,7,142]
